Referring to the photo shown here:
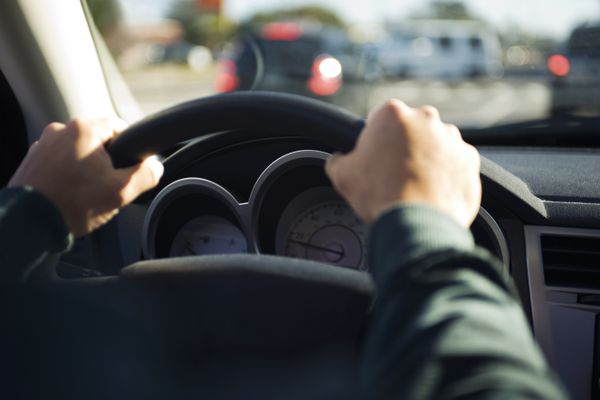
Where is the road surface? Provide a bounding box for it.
[368,79,550,127]
[124,66,550,128]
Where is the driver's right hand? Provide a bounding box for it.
[325,100,481,228]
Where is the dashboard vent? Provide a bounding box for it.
[541,235,600,288]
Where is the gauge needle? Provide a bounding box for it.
[184,240,197,255]
[288,239,345,257]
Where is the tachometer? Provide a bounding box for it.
[170,215,247,257]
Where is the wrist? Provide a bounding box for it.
[370,196,475,229]
[1,186,73,252]
[368,203,475,284]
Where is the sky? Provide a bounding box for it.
[120,0,600,40]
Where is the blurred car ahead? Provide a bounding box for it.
[378,20,503,81]
[548,23,600,116]
[215,22,380,115]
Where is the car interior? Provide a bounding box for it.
[1,1,600,399]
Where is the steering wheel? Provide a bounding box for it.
[104,92,374,349]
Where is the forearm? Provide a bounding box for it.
[361,205,567,399]
[0,187,71,281]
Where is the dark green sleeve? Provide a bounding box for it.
[361,204,567,399]
[0,187,72,281]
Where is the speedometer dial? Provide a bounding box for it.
[285,202,367,269]
[274,186,369,271]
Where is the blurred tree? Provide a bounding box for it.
[412,0,479,20]
[169,0,236,48]
[246,6,346,29]
[86,0,122,35]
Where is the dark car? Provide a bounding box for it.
[548,23,600,115]
[215,22,380,115]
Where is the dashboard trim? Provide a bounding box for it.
[524,225,600,400]
[479,207,510,270]
[248,150,332,252]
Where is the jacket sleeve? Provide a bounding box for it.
[360,204,567,400]
[0,187,72,281]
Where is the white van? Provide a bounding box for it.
[378,20,504,80]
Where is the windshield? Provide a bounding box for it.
[86,0,600,128]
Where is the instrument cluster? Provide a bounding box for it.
[142,150,508,271]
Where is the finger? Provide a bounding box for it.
[466,143,481,169]
[116,156,164,206]
[445,123,462,140]
[367,103,382,121]
[383,99,412,119]
[421,105,440,120]
[325,152,355,197]
[40,122,66,138]
[324,152,344,180]
[368,99,409,122]
[89,118,128,143]
[109,118,129,134]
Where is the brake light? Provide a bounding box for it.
[548,54,570,77]
[215,59,239,92]
[308,55,342,96]
[261,23,303,41]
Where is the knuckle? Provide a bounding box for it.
[67,118,90,138]
[108,176,128,206]
[44,122,64,133]
[382,99,407,118]
[68,117,87,130]
[466,144,481,165]
[332,175,351,197]
[446,122,458,132]
[146,164,161,187]
[446,123,462,137]
[421,105,440,119]
[113,189,128,207]
[466,143,479,156]
[40,122,64,139]
[327,161,345,187]
[373,100,411,130]
[326,154,353,192]
[325,154,342,178]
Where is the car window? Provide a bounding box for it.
[568,25,600,54]
[85,0,600,129]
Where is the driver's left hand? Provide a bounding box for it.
[8,118,164,237]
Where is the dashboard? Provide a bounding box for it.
[138,148,509,272]
[58,133,600,400]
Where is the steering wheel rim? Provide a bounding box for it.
[107,92,365,168]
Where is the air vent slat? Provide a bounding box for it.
[541,235,600,289]
[544,249,600,257]
[545,265,599,273]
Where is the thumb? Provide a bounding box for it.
[324,152,344,181]
[116,156,164,206]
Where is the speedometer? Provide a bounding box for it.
[285,202,367,269]
[276,188,368,270]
